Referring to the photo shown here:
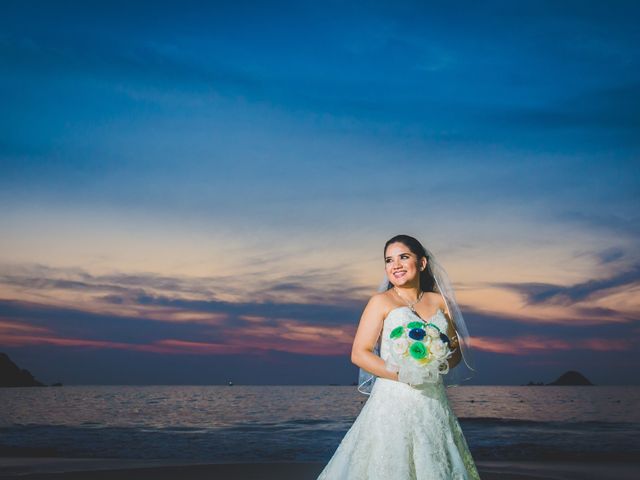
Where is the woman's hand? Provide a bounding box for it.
[443,311,462,369]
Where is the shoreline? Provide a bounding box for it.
[1,457,640,480]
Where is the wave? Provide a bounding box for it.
[1,419,639,463]
[458,416,637,426]
[472,443,640,462]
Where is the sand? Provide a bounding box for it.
[1,457,639,479]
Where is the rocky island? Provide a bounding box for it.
[524,370,594,386]
[547,370,593,385]
[0,352,45,387]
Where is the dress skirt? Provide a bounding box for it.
[317,377,481,480]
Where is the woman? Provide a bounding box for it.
[317,234,480,479]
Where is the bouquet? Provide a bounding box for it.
[385,318,454,386]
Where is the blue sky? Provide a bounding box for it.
[1,1,639,385]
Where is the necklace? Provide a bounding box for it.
[393,287,424,313]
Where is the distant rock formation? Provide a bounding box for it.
[523,370,594,386]
[0,352,45,387]
[547,370,594,386]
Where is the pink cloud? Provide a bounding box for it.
[575,338,632,351]
[0,320,52,334]
[471,335,634,355]
[0,319,354,356]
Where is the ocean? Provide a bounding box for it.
[1,385,638,463]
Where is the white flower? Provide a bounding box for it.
[430,341,447,359]
[426,325,440,339]
[438,360,450,375]
[392,338,409,355]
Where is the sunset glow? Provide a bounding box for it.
[1,1,638,385]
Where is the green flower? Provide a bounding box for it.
[409,341,428,360]
[407,321,424,329]
[390,326,404,339]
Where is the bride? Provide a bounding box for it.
[318,234,481,479]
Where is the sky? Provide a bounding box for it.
[1,1,639,385]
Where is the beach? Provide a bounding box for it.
[1,457,640,479]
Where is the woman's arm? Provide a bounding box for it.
[436,294,462,369]
[445,313,462,369]
[351,295,399,381]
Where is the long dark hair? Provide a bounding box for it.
[384,234,437,293]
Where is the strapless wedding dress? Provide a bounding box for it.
[318,307,481,480]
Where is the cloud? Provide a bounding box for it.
[594,247,628,264]
[494,83,640,130]
[0,262,367,311]
[447,304,640,379]
[495,263,640,307]
[0,319,49,334]
[554,211,640,237]
[0,262,372,363]
[24,264,205,294]
[0,298,225,344]
[0,33,259,94]
[0,298,353,357]
[472,335,634,355]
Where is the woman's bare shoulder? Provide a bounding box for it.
[366,290,395,314]
[425,292,454,328]
[425,291,446,311]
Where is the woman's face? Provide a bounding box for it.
[384,242,426,287]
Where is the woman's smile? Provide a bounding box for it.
[393,270,407,279]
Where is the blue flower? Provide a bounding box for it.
[440,333,450,344]
[408,328,426,340]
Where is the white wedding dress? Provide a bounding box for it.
[318,307,481,480]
